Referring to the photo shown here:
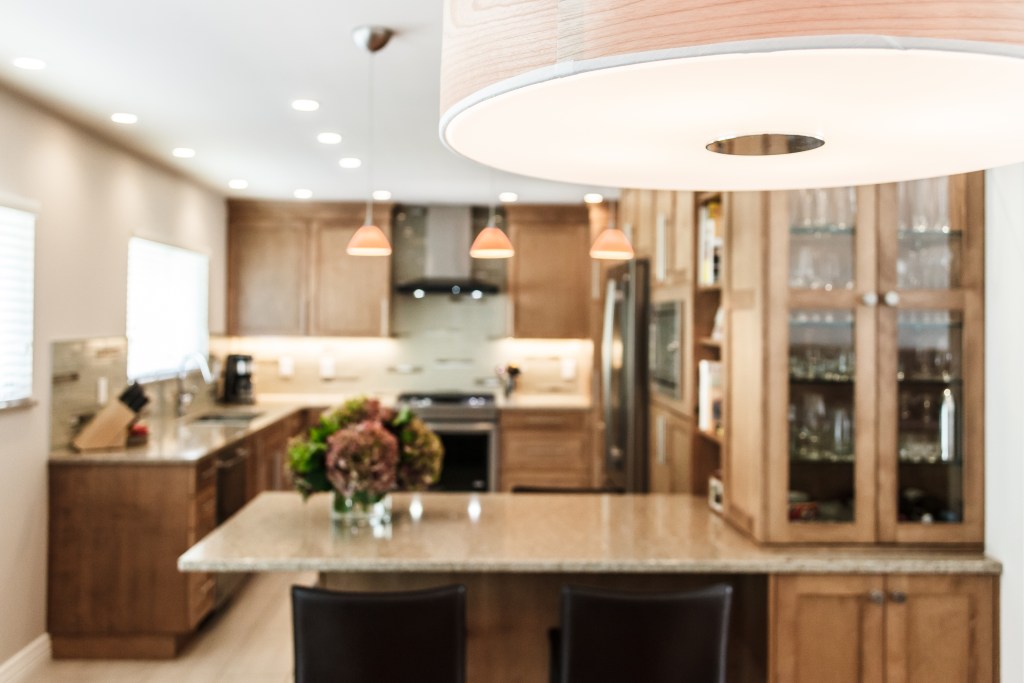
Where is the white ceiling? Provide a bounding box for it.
[0,0,613,205]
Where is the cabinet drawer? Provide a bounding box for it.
[501,410,587,432]
[502,436,588,472]
[501,469,591,492]
[188,487,217,544]
[187,573,216,628]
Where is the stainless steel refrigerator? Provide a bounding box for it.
[601,258,650,492]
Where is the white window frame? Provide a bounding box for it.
[0,202,36,411]
[126,237,209,382]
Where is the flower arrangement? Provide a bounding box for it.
[287,397,443,518]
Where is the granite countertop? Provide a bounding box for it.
[48,391,591,465]
[48,403,306,465]
[178,492,1000,575]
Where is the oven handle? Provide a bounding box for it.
[422,421,496,434]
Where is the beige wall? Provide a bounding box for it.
[985,164,1024,683]
[0,85,226,663]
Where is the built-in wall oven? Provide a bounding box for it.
[397,392,497,492]
[650,300,683,400]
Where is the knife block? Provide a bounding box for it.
[72,400,137,451]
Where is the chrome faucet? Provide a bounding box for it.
[176,352,214,417]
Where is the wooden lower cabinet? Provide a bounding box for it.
[499,409,592,490]
[48,457,218,658]
[771,574,996,683]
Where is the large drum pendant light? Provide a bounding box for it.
[439,1,1024,190]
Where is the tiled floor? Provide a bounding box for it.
[27,571,315,683]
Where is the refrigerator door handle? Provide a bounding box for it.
[601,277,617,441]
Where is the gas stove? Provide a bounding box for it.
[396,392,497,421]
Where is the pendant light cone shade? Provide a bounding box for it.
[590,228,634,261]
[440,1,1024,190]
[346,224,392,256]
[470,226,514,259]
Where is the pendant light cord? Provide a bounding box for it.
[364,50,375,225]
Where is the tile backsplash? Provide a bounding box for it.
[51,337,128,449]
[209,335,592,400]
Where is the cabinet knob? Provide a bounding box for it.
[889,591,907,604]
[883,290,901,307]
[868,590,885,604]
[860,292,879,307]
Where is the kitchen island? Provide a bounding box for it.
[178,492,999,682]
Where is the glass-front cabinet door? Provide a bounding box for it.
[876,175,984,544]
[760,175,982,545]
[769,185,879,543]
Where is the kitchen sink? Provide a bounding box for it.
[190,411,264,424]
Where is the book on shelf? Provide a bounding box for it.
[710,306,725,341]
[697,359,723,434]
[697,199,723,286]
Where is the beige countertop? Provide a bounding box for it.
[48,403,306,465]
[178,492,1000,575]
[48,392,591,465]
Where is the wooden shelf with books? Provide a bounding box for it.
[689,193,727,500]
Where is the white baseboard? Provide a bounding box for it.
[0,634,50,683]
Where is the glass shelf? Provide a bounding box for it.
[790,225,856,236]
[790,376,854,385]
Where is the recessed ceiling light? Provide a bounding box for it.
[172,147,195,159]
[110,113,138,125]
[291,99,320,112]
[372,190,392,201]
[228,179,249,190]
[339,157,362,169]
[317,132,342,144]
[12,57,46,70]
[498,192,518,203]
[294,189,313,199]
[583,193,604,204]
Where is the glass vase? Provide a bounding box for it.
[332,489,392,527]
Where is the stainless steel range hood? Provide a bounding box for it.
[393,205,504,296]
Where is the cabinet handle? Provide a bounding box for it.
[889,591,907,604]
[860,292,879,307]
[883,290,900,307]
[868,590,885,604]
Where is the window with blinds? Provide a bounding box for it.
[0,205,35,410]
[126,237,209,381]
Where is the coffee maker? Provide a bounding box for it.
[221,354,255,404]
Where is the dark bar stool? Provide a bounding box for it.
[291,584,467,683]
[552,583,732,683]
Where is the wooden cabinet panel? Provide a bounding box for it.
[773,574,887,683]
[649,403,692,493]
[507,205,591,339]
[772,574,996,683]
[500,409,592,490]
[227,200,393,337]
[48,461,211,657]
[311,216,391,337]
[885,575,995,683]
[228,219,308,335]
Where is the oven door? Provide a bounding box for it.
[425,420,497,492]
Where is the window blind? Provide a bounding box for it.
[0,205,35,408]
[126,237,209,380]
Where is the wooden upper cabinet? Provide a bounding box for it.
[228,218,308,335]
[507,205,591,339]
[311,207,391,337]
[227,200,392,337]
[720,173,984,546]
